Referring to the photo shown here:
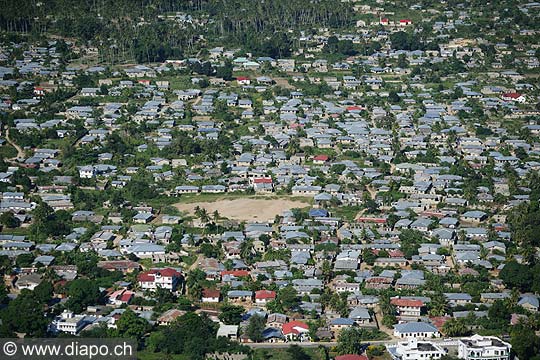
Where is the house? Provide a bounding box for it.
[330,318,355,334]
[133,212,153,224]
[157,309,185,326]
[458,335,511,360]
[51,311,88,335]
[391,298,424,317]
[387,338,445,360]
[348,307,372,326]
[108,289,134,306]
[461,211,487,223]
[202,289,221,303]
[393,322,440,339]
[399,19,413,26]
[282,320,310,341]
[501,92,526,103]
[81,87,99,97]
[227,290,253,304]
[237,77,250,85]
[78,165,95,178]
[217,323,239,340]
[97,260,140,273]
[313,154,329,164]
[137,268,182,292]
[518,294,539,312]
[444,293,472,306]
[15,273,43,290]
[267,313,287,329]
[252,177,274,193]
[255,290,276,305]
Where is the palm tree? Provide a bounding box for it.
[212,210,220,224]
[197,208,210,224]
[240,239,254,261]
[442,318,468,337]
[429,292,448,316]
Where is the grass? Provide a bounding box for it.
[331,205,362,222]
[0,144,17,159]
[137,351,189,360]
[252,347,327,360]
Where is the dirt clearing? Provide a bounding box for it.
[175,197,310,222]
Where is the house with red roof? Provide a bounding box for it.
[34,87,45,97]
[400,19,413,26]
[201,288,221,303]
[237,76,251,85]
[313,154,329,165]
[346,105,365,112]
[391,297,424,317]
[255,290,276,305]
[221,270,250,279]
[282,320,310,341]
[252,177,274,193]
[138,268,182,292]
[108,289,135,306]
[501,92,526,103]
[380,18,389,26]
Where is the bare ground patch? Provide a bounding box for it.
[175,197,310,222]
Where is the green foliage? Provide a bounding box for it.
[510,325,540,360]
[286,345,311,360]
[113,308,150,340]
[65,279,102,313]
[29,202,71,242]
[499,261,533,292]
[390,31,423,51]
[0,289,50,336]
[218,304,244,325]
[323,36,357,56]
[398,229,426,259]
[246,314,266,342]
[336,327,388,355]
[441,318,469,337]
[146,312,247,360]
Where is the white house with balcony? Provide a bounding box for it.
[387,338,446,360]
[458,335,511,360]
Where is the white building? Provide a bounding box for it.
[458,335,511,360]
[51,311,88,335]
[137,268,182,292]
[79,165,95,178]
[387,338,446,360]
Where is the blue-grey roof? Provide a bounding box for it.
[394,322,438,334]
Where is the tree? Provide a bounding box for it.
[278,285,299,311]
[65,279,102,313]
[154,287,176,304]
[114,308,150,340]
[216,60,233,81]
[336,328,387,355]
[246,314,265,342]
[428,292,448,316]
[15,253,34,268]
[0,290,48,336]
[441,318,469,337]
[286,345,311,360]
[500,261,533,292]
[510,325,540,360]
[0,212,20,228]
[218,304,244,325]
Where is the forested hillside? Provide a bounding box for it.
[0,0,354,63]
